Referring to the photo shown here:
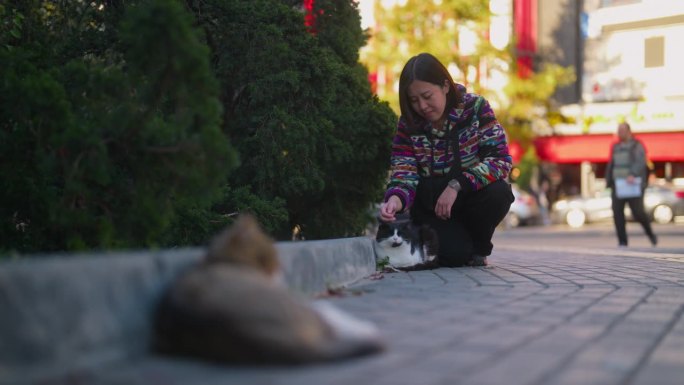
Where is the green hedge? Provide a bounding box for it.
[0,0,396,254]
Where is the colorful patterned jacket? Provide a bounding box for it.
[384,85,513,211]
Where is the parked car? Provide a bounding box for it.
[551,184,684,228]
[503,184,542,228]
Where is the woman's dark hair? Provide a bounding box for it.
[398,53,462,129]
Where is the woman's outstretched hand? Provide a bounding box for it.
[379,195,403,222]
[435,187,458,220]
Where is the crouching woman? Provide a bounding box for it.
[379,53,514,266]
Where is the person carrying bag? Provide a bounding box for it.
[605,122,657,247]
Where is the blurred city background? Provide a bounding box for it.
[3,3,684,384]
[1,0,683,255]
[357,0,684,229]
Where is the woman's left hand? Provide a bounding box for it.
[435,187,458,220]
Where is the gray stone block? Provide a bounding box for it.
[278,237,376,295]
[0,248,203,383]
[0,237,377,384]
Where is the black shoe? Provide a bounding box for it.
[468,255,488,266]
[649,234,658,247]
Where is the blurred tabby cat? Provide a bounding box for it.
[154,214,383,364]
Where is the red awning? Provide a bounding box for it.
[533,131,684,164]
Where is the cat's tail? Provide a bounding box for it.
[420,225,439,262]
[309,300,384,359]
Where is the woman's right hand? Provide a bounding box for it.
[379,195,403,222]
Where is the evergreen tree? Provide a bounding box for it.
[0,0,236,253]
[192,0,396,239]
[1,0,395,252]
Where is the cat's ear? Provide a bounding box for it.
[206,213,262,263]
[205,213,280,277]
[230,214,261,241]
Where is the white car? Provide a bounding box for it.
[503,185,542,228]
[551,184,684,228]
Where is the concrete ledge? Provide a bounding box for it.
[278,237,376,294]
[0,237,377,384]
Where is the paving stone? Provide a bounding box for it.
[5,246,684,385]
[461,351,568,385]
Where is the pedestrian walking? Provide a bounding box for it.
[378,53,514,267]
[606,122,657,247]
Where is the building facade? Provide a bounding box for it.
[530,0,684,197]
[358,0,684,197]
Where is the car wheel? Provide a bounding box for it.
[565,209,586,228]
[652,204,674,224]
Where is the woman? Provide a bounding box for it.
[379,53,514,266]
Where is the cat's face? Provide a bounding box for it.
[375,221,411,248]
[374,221,439,270]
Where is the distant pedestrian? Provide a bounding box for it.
[605,122,657,247]
[378,53,514,267]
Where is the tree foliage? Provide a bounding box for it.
[192,0,396,240]
[363,0,492,111]
[498,62,575,146]
[1,0,396,253]
[362,0,575,153]
[0,0,236,253]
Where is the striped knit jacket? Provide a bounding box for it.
[384,86,513,211]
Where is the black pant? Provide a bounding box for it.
[611,190,655,246]
[411,179,514,267]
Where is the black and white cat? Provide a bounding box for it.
[373,217,439,270]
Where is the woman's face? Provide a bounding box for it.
[407,79,449,124]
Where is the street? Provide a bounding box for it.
[494,222,684,257]
[79,222,684,385]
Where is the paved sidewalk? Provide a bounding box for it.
[88,247,684,385]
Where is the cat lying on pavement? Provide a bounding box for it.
[154,214,383,365]
[373,214,439,271]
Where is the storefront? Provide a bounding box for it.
[533,131,684,198]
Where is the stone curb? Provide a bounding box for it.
[0,237,377,384]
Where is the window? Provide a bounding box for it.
[644,36,665,68]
